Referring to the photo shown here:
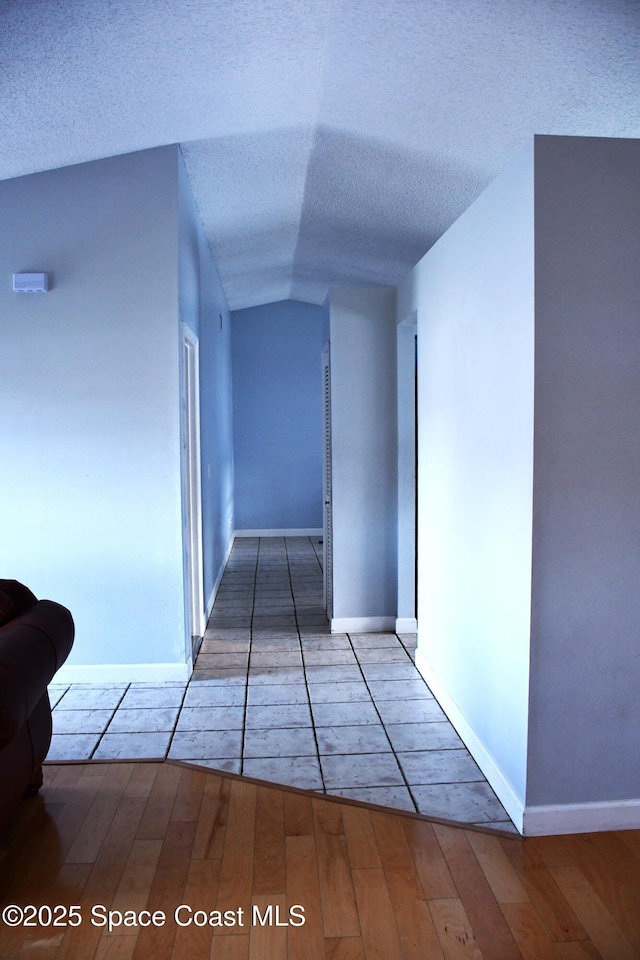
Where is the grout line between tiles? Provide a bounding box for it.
[240,537,260,775]
[347,632,419,812]
[88,684,131,760]
[286,535,326,792]
[164,681,192,760]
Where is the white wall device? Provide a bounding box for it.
[13,272,49,293]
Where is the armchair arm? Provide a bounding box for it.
[0,600,74,749]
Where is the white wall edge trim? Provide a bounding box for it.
[523,799,640,836]
[331,617,397,634]
[235,528,323,537]
[205,532,236,619]
[415,648,525,834]
[54,662,192,684]
[396,617,418,633]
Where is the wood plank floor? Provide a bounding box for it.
[0,762,639,959]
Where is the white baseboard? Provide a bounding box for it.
[331,616,397,634]
[415,650,640,837]
[415,648,525,834]
[205,533,236,619]
[523,799,640,836]
[54,661,192,684]
[395,617,417,633]
[234,528,323,537]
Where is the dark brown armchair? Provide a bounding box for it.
[0,580,74,833]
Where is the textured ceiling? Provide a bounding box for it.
[1,0,639,309]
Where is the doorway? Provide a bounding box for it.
[182,325,205,660]
[396,313,418,632]
[321,342,333,619]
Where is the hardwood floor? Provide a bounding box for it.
[1,762,639,959]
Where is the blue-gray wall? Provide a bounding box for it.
[528,135,640,812]
[178,152,234,607]
[231,300,324,531]
[0,144,236,677]
[398,142,535,822]
[329,287,398,629]
[0,147,187,673]
[400,134,640,835]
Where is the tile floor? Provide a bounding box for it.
[48,536,515,831]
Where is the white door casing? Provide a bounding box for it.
[396,314,418,632]
[182,325,205,656]
[322,342,333,619]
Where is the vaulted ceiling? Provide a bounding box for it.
[1,0,638,309]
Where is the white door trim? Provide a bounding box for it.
[182,325,205,656]
[322,342,333,619]
[397,312,418,627]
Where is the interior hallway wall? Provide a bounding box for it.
[0,147,188,675]
[398,142,536,822]
[231,299,324,532]
[178,151,235,612]
[329,286,398,631]
[527,135,640,817]
[400,133,640,835]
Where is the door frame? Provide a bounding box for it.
[396,312,418,632]
[181,324,205,659]
[322,341,333,619]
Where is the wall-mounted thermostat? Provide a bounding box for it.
[13,272,49,293]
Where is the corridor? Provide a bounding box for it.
[49,537,513,830]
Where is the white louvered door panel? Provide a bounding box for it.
[322,344,333,619]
